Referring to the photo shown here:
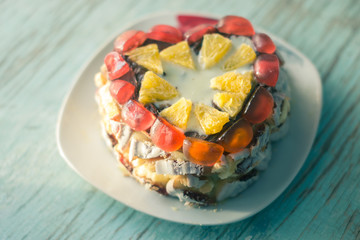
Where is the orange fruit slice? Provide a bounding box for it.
[139,71,178,104]
[213,92,247,117]
[126,44,163,74]
[223,44,256,71]
[210,71,253,93]
[199,33,231,69]
[160,98,192,129]
[160,41,195,69]
[194,103,229,135]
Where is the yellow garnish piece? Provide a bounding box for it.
[94,72,107,87]
[160,98,192,129]
[194,103,229,135]
[98,85,120,119]
[103,101,121,119]
[210,71,253,93]
[160,41,195,69]
[199,33,232,69]
[139,71,178,104]
[223,44,256,71]
[126,44,163,74]
[213,92,247,117]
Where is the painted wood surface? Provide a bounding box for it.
[1,0,359,239]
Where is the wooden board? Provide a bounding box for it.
[0,0,359,239]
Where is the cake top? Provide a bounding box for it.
[102,15,281,166]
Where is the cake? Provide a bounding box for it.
[94,15,291,205]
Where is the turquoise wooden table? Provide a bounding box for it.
[1,0,359,239]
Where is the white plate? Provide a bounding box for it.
[56,12,322,225]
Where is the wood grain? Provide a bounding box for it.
[0,0,359,239]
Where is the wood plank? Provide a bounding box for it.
[1,0,359,239]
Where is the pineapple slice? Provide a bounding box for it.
[126,44,163,74]
[160,98,192,129]
[210,71,253,93]
[194,103,229,135]
[139,71,178,104]
[213,92,247,117]
[199,33,232,69]
[223,44,256,71]
[160,41,195,69]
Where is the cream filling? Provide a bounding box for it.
[156,36,255,133]
[279,98,290,125]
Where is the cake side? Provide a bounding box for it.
[94,15,291,205]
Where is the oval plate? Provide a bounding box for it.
[56,12,322,225]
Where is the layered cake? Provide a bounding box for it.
[94,15,291,205]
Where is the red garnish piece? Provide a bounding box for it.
[146,32,182,44]
[150,25,183,39]
[216,15,255,36]
[146,25,183,44]
[114,30,146,53]
[121,100,156,131]
[183,137,224,166]
[118,69,137,87]
[104,52,130,80]
[254,54,279,87]
[252,33,276,54]
[109,80,135,104]
[243,87,274,124]
[184,24,217,45]
[218,119,253,153]
[177,15,218,33]
[150,118,185,152]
